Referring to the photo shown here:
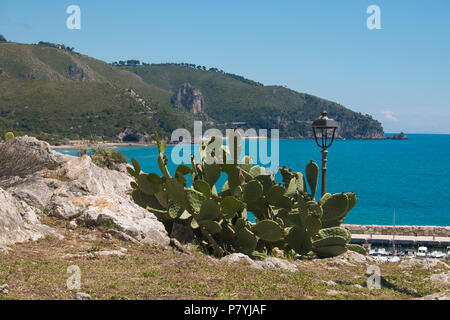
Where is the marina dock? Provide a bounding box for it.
[350,233,450,247]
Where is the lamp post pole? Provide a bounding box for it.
[311,111,338,198]
[321,149,328,197]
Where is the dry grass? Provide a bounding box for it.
[0,224,447,300]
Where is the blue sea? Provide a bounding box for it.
[58,134,450,226]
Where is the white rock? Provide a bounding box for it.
[344,251,375,263]
[221,253,260,269]
[0,137,169,246]
[94,250,126,257]
[255,257,298,272]
[220,253,298,272]
[425,272,450,287]
[68,221,78,230]
[0,188,62,246]
[62,249,127,259]
[399,258,440,269]
[321,280,337,286]
[415,290,450,300]
[326,290,340,296]
[76,292,92,300]
[62,252,95,259]
[0,284,8,295]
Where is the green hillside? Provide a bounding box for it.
[121,64,384,139]
[0,40,384,142]
[0,42,191,143]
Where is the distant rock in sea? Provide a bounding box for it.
[386,132,409,140]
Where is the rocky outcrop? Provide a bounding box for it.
[0,136,169,246]
[219,253,298,272]
[386,132,409,140]
[67,65,91,81]
[66,56,95,81]
[0,187,61,245]
[171,83,205,114]
[0,136,71,182]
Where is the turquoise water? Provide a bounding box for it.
[58,134,450,226]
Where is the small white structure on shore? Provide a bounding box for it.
[417,246,428,258]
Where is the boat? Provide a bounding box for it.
[375,248,388,261]
[403,249,416,258]
[430,251,445,259]
[417,246,428,258]
[388,209,401,263]
[388,256,400,262]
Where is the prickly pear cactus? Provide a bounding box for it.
[128,131,358,259]
[305,160,319,199]
[312,226,352,258]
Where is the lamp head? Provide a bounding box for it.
[311,111,339,150]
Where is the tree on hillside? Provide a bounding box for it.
[0,34,6,42]
[126,60,140,66]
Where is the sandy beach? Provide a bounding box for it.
[50,142,157,149]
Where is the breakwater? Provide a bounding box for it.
[343,224,450,237]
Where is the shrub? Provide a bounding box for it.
[90,145,127,169]
[5,132,14,142]
[346,244,368,255]
[77,145,88,156]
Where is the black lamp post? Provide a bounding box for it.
[312,111,338,197]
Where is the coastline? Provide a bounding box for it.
[50,136,402,149]
[51,142,157,149]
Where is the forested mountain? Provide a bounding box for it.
[0,40,384,143]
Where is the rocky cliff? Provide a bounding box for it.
[0,136,169,247]
[171,83,205,114]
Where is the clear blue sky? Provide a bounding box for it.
[1,0,449,133]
